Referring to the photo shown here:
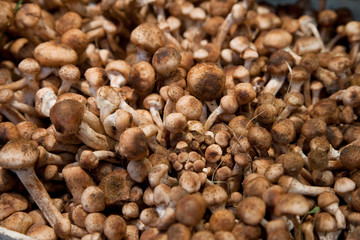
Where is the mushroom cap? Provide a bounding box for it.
[116,127,149,161]
[334,177,356,194]
[271,119,296,145]
[175,95,203,120]
[340,145,360,170]
[15,3,41,29]
[0,1,14,32]
[18,58,41,76]
[33,41,78,67]
[267,50,295,76]
[130,23,165,53]
[202,184,228,207]
[317,192,339,209]
[49,99,85,135]
[264,29,293,50]
[0,138,39,170]
[284,92,304,106]
[274,193,310,216]
[58,64,80,83]
[187,63,225,101]
[234,83,256,105]
[176,193,207,226]
[152,46,182,75]
[237,197,266,225]
[105,60,131,81]
[61,29,88,54]
[84,67,107,88]
[129,61,156,96]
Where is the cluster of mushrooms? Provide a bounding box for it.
[1,0,360,239]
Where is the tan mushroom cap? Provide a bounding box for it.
[49,99,85,135]
[264,29,293,50]
[187,62,225,101]
[274,193,310,216]
[58,64,81,83]
[105,60,131,81]
[0,1,14,32]
[33,41,78,67]
[18,58,41,76]
[0,138,39,170]
[15,3,41,29]
[130,23,165,53]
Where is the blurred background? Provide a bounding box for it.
[262,0,360,19]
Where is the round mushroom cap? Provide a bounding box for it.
[116,127,149,161]
[15,3,41,29]
[176,193,207,226]
[267,50,295,76]
[237,197,266,225]
[61,29,88,54]
[49,99,85,135]
[264,29,293,50]
[58,64,80,83]
[152,46,182,75]
[0,138,39,169]
[274,193,310,216]
[317,192,339,209]
[105,60,131,81]
[33,41,78,67]
[130,23,165,53]
[340,145,360,170]
[187,63,225,101]
[129,61,156,96]
[18,58,41,76]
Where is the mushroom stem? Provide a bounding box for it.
[204,106,224,131]
[279,175,333,196]
[263,75,286,95]
[77,122,113,150]
[16,168,86,237]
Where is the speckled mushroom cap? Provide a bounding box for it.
[49,99,85,135]
[0,1,14,32]
[0,138,39,170]
[264,29,293,50]
[274,193,310,216]
[130,23,165,53]
[187,62,225,101]
[33,41,78,67]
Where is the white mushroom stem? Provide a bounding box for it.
[277,105,298,120]
[204,106,224,131]
[77,122,113,150]
[9,100,39,117]
[108,72,127,88]
[148,100,164,131]
[0,104,26,124]
[323,203,346,229]
[163,99,175,122]
[279,176,334,196]
[263,75,286,95]
[119,95,151,126]
[136,48,150,62]
[199,103,208,124]
[328,145,340,160]
[307,23,325,51]
[317,230,341,240]
[0,78,27,91]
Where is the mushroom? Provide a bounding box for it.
[49,99,111,150]
[130,23,165,62]
[33,40,78,67]
[0,139,86,238]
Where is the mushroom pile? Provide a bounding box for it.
[1,0,360,239]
